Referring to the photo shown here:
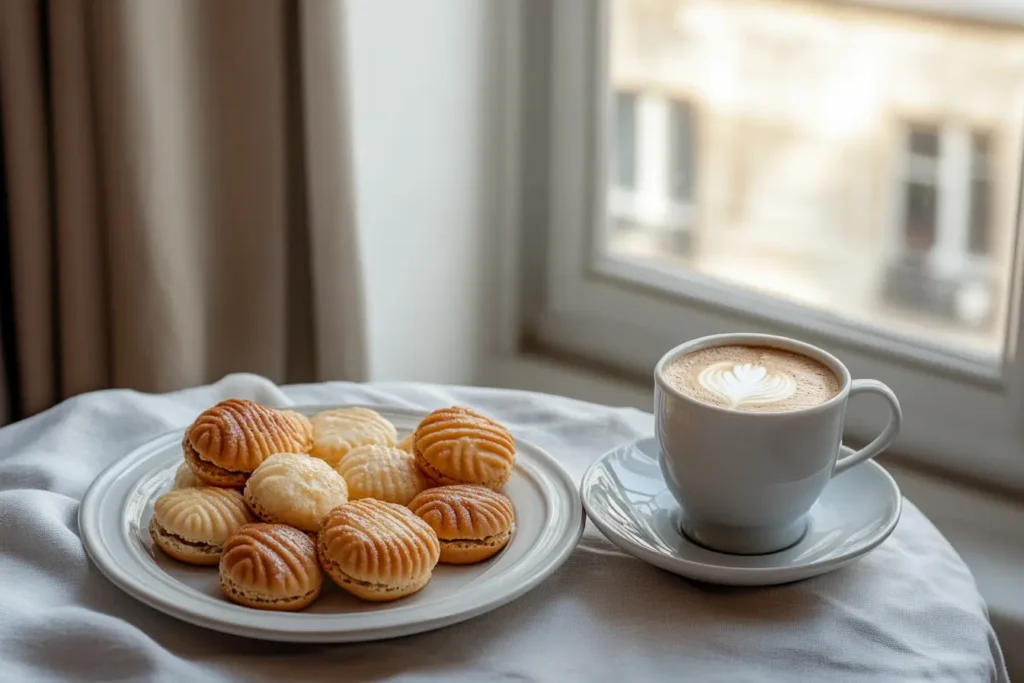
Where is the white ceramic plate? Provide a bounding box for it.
[80,405,585,642]
[581,438,901,586]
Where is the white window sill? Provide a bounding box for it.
[482,352,1024,678]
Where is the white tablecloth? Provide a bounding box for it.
[0,374,1009,682]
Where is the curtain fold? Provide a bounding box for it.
[0,0,366,420]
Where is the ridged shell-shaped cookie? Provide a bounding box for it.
[244,453,349,532]
[220,524,321,600]
[334,445,429,505]
[188,399,313,472]
[172,461,201,489]
[318,499,440,586]
[397,433,414,453]
[407,485,515,541]
[281,410,314,437]
[310,408,397,466]
[413,406,516,490]
[152,487,253,544]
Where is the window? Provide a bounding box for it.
[896,124,994,263]
[609,91,639,232]
[608,91,698,251]
[527,0,1024,489]
[667,100,696,205]
[884,123,998,329]
[902,125,941,253]
[612,91,637,192]
[970,132,992,257]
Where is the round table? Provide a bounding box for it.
[0,374,1009,682]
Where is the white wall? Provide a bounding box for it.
[345,1,503,384]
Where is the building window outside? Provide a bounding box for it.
[969,132,992,257]
[897,123,992,263]
[668,100,696,204]
[609,91,639,233]
[885,122,996,327]
[612,91,638,192]
[902,125,940,254]
[609,90,697,253]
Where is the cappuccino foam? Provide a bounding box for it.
[662,345,841,412]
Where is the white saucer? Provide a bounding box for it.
[580,438,902,586]
[79,405,585,642]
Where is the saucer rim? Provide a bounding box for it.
[580,437,902,584]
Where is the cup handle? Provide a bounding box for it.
[832,379,903,477]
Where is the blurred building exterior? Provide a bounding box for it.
[608,0,1024,353]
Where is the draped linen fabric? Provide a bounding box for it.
[0,0,366,421]
[0,375,1010,682]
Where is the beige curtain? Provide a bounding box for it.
[0,0,366,419]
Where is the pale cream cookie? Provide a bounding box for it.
[334,444,430,506]
[172,461,201,489]
[310,408,397,466]
[244,453,349,532]
[149,487,253,565]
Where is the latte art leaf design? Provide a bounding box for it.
[697,362,797,408]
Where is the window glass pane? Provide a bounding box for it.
[909,125,940,157]
[969,131,992,256]
[612,91,637,189]
[972,131,991,175]
[969,178,991,256]
[905,182,938,251]
[605,0,1023,357]
[668,100,696,202]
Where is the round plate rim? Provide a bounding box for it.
[580,437,902,586]
[79,403,586,642]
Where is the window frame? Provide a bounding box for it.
[525,0,1024,491]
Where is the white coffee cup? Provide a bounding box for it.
[654,333,902,555]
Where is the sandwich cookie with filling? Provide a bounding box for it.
[183,398,313,488]
[317,499,440,602]
[408,484,515,564]
[413,406,516,490]
[219,523,323,611]
[149,487,253,565]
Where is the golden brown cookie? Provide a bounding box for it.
[184,399,313,487]
[397,433,415,453]
[413,406,516,490]
[184,440,247,488]
[317,499,440,602]
[281,410,314,438]
[408,485,515,564]
[149,487,253,565]
[244,453,349,532]
[310,408,397,466]
[219,523,322,611]
[334,444,429,506]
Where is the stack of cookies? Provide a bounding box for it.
[149,399,518,611]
